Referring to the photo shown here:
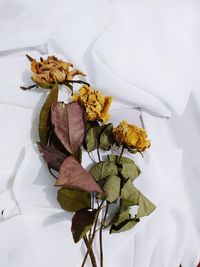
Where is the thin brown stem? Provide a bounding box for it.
[88,152,96,163]
[103,204,109,225]
[97,147,101,162]
[81,201,104,267]
[48,167,58,179]
[88,193,95,240]
[64,80,90,87]
[81,236,97,267]
[99,226,103,267]
[99,202,109,267]
[20,84,38,90]
[117,145,125,163]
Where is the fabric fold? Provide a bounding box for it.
[1,0,199,116]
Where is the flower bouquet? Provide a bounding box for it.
[21,55,155,267]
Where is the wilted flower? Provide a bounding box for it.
[72,85,112,123]
[113,120,150,152]
[31,56,86,88]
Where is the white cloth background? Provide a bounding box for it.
[0,0,200,266]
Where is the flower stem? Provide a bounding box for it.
[97,147,101,162]
[81,201,104,267]
[82,236,97,267]
[118,145,125,163]
[88,152,96,163]
[99,226,103,267]
[99,203,109,267]
[64,80,90,87]
[20,84,38,90]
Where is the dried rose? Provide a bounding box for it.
[31,56,86,87]
[113,120,151,152]
[72,85,112,123]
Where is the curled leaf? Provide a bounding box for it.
[85,125,103,152]
[110,204,139,233]
[57,188,91,212]
[56,156,103,194]
[51,102,85,155]
[110,206,130,227]
[110,218,139,234]
[71,208,97,243]
[85,124,113,152]
[99,123,114,150]
[39,83,59,145]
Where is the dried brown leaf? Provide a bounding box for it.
[56,156,103,194]
[37,142,67,171]
[51,102,85,155]
[39,83,59,145]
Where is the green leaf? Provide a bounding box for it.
[74,148,82,164]
[109,153,141,188]
[99,123,114,150]
[121,180,156,217]
[110,204,140,233]
[85,126,102,152]
[108,154,135,164]
[101,175,121,203]
[85,120,99,132]
[110,206,130,226]
[38,83,59,145]
[71,208,97,243]
[89,161,118,182]
[137,194,156,218]
[120,179,140,206]
[56,156,103,194]
[110,218,139,234]
[119,162,140,182]
[57,188,91,212]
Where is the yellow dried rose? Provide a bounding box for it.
[31,56,86,88]
[72,85,112,123]
[113,120,151,152]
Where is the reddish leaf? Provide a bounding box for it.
[37,142,67,171]
[49,132,69,156]
[71,208,97,243]
[56,156,103,194]
[51,102,85,155]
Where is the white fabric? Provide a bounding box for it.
[0,0,200,266]
[1,0,200,117]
